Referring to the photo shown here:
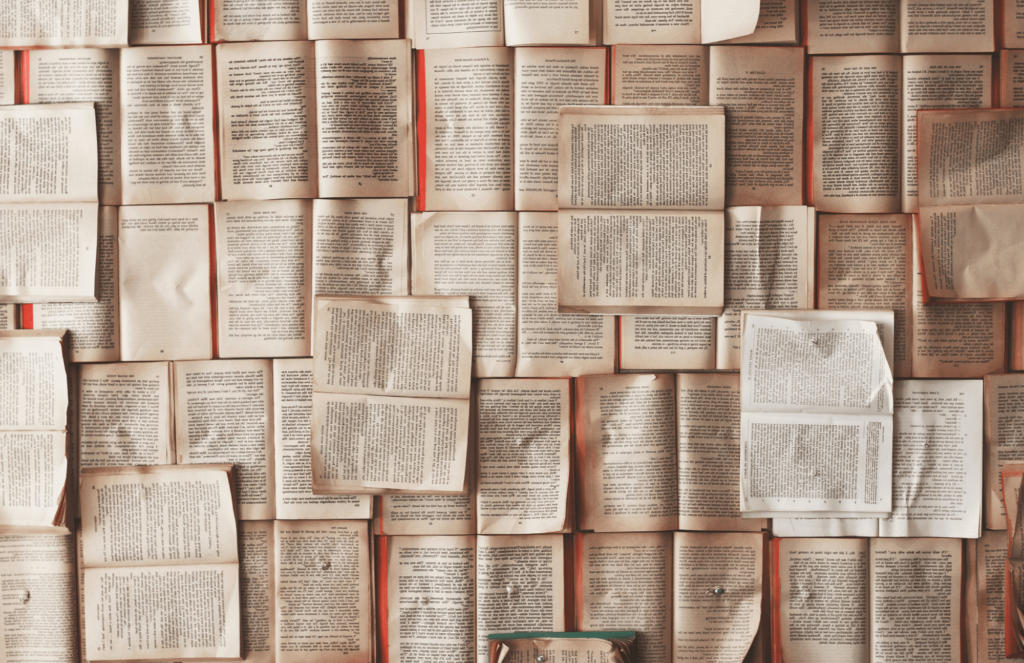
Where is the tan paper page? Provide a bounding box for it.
[174,359,275,521]
[308,0,398,38]
[603,0,700,44]
[700,0,760,43]
[0,52,10,106]
[215,199,313,358]
[0,306,12,330]
[420,47,514,210]
[406,0,505,48]
[129,0,204,44]
[900,0,994,53]
[316,39,414,198]
[380,493,476,535]
[0,334,69,432]
[718,0,799,45]
[611,44,709,106]
[1002,51,1024,107]
[806,0,899,54]
[214,0,307,41]
[984,374,1024,530]
[772,516,879,538]
[239,520,275,663]
[620,316,716,371]
[118,204,213,361]
[27,48,122,206]
[1008,1,1024,48]
[120,45,216,205]
[0,432,67,530]
[0,0,128,47]
[504,0,588,45]
[977,530,1013,663]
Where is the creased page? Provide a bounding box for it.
[504,0,588,45]
[0,307,12,330]
[407,0,505,48]
[238,520,275,663]
[579,531,673,663]
[772,516,879,538]
[308,0,398,38]
[673,531,762,663]
[611,45,709,106]
[976,530,1012,663]
[0,52,10,106]
[316,39,414,198]
[0,0,128,48]
[475,534,565,663]
[216,41,318,202]
[984,374,1024,530]
[900,0,994,53]
[577,374,678,532]
[215,199,313,358]
[603,0,700,44]
[413,212,517,378]
[213,0,307,41]
[477,378,570,534]
[0,334,69,432]
[273,358,371,520]
[118,204,212,361]
[805,0,899,54]
[120,45,216,205]
[621,316,716,371]
[275,521,371,663]
[700,0,760,43]
[515,212,614,377]
[129,0,204,44]
[174,359,275,521]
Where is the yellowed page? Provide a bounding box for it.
[239,520,275,663]
[0,0,128,47]
[504,0,588,45]
[0,52,10,106]
[514,47,606,211]
[717,0,799,45]
[273,358,372,520]
[315,40,414,198]
[603,0,700,44]
[578,374,678,532]
[118,204,212,361]
[673,531,762,662]
[380,493,476,534]
[421,47,514,210]
[308,0,398,38]
[477,378,570,534]
[620,316,716,371]
[214,0,306,41]
[215,199,312,358]
[611,44,709,106]
[1002,51,1024,107]
[900,0,994,52]
[558,106,725,211]
[0,203,99,304]
[578,531,673,663]
[984,374,1024,530]
[977,530,1013,663]
[811,54,902,213]
[806,0,899,54]
[275,520,372,663]
[475,534,565,663]
[120,45,216,205]
[0,333,69,432]
[412,212,516,378]
[174,359,275,521]
[34,206,120,362]
[407,0,505,48]
[27,49,122,206]
[129,0,204,44]
[216,41,318,202]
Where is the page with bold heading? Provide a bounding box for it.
[213,0,307,41]
[407,0,505,48]
[215,199,313,358]
[0,0,128,47]
[811,54,901,213]
[273,358,372,520]
[420,47,514,210]
[274,520,372,663]
[129,0,204,44]
[514,47,606,211]
[0,333,69,432]
[709,46,803,207]
[805,0,899,54]
[477,378,570,534]
[984,374,1024,531]
[308,0,398,38]
[26,48,122,206]
[620,316,716,371]
[238,520,275,663]
[900,0,994,53]
[0,50,12,105]
[610,45,709,106]
[515,212,614,377]
[120,45,216,205]
[174,359,275,521]
[577,374,678,532]
[118,204,212,361]
[578,531,673,663]
[504,0,588,45]
[603,0,700,44]
[316,39,414,198]
[216,41,318,202]
[976,530,1012,663]
[413,211,517,378]
[0,203,99,304]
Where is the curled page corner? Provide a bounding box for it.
[701,0,761,44]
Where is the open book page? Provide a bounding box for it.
[576,374,678,532]
[308,0,398,38]
[380,492,476,534]
[34,206,120,362]
[275,520,372,663]
[386,535,476,662]
[118,204,213,361]
[475,534,565,663]
[514,47,605,211]
[818,214,913,378]
[772,516,879,537]
[976,530,1012,663]
[120,45,216,205]
[216,41,318,202]
[129,0,204,44]
[215,199,313,358]
[312,297,473,399]
[902,55,992,213]
[673,531,762,662]
[984,374,1024,530]
[869,537,961,662]
[0,307,11,330]
[677,373,760,532]
[315,39,414,198]
[26,48,122,206]
[0,203,99,304]
[578,531,673,663]
[0,0,128,47]
[1001,51,1024,107]
[610,45,709,106]
[477,378,570,534]
[504,0,588,45]
[806,0,899,54]
[558,106,725,211]
[717,205,815,370]
[213,0,307,41]
[516,212,614,376]
[0,333,69,432]
[0,432,67,530]
[419,47,513,210]
[557,210,725,315]
[718,0,799,44]
[811,54,901,213]
[900,0,994,53]
[700,0,760,43]
[174,359,275,521]
[313,198,409,300]
[406,0,504,48]
[620,316,716,371]
[0,52,10,106]
[0,104,98,204]
[238,520,275,663]
[603,0,700,44]
[709,46,803,207]
[273,358,372,520]
[413,212,516,378]
[879,379,982,538]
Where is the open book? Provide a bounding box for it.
[211,0,397,41]
[603,0,761,44]
[404,0,600,48]
[0,0,128,47]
